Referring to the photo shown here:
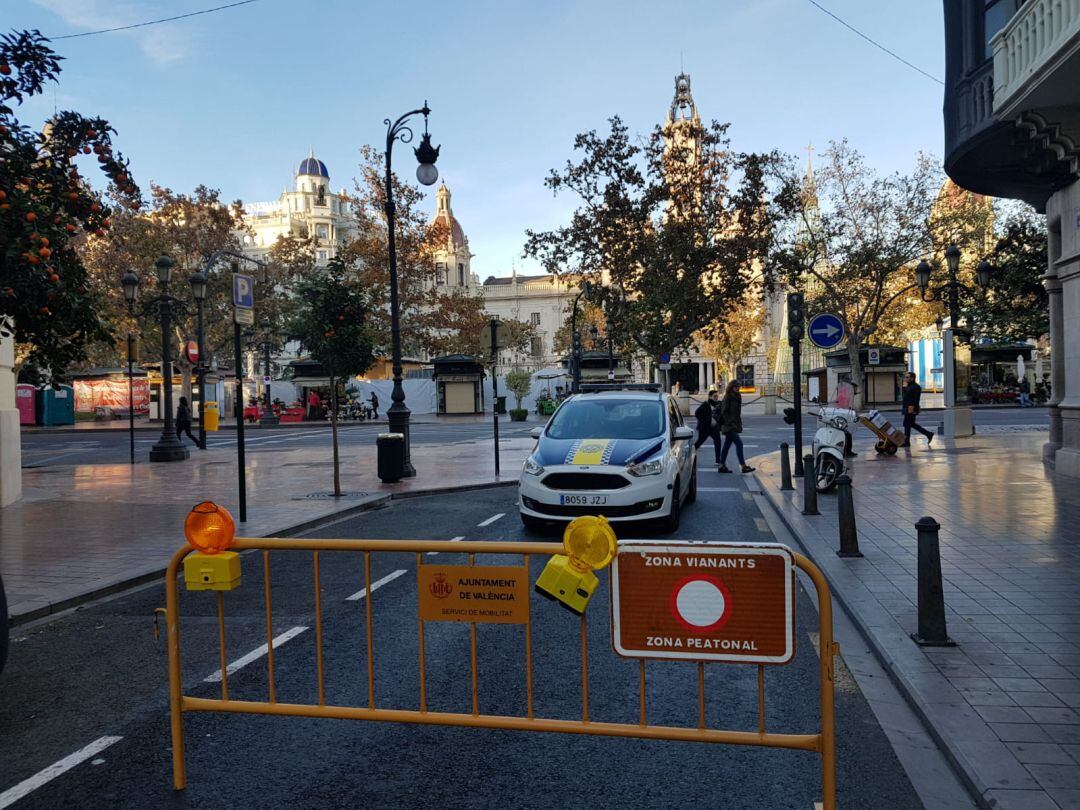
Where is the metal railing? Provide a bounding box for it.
[164,537,839,808]
[993,0,1080,114]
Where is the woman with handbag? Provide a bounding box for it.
[901,372,934,448]
[717,380,754,474]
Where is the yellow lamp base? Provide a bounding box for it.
[183,551,241,591]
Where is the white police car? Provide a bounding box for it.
[518,385,697,532]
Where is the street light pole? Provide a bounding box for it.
[150,257,188,462]
[189,270,207,449]
[916,245,994,440]
[383,102,440,478]
[569,281,591,393]
[258,318,279,426]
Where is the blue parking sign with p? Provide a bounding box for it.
[233,274,254,309]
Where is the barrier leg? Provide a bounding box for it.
[911,517,955,647]
[780,443,793,491]
[836,475,862,558]
[165,554,187,790]
[801,455,819,516]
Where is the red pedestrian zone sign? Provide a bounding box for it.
[611,542,796,664]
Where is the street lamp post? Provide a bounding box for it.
[916,244,993,439]
[122,256,190,462]
[257,318,279,426]
[568,281,591,393]
[189,270,208,448]
[384,101,440,478]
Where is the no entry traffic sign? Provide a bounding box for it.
[611,542,796,664]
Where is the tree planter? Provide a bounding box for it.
[509,408,529,422]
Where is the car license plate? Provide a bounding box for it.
[559,494,608,506]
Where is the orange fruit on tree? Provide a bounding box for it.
[0,64,10,76]
[49,274,60,283]
[25,212,36,222]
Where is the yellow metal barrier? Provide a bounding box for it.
[164,537,839,808]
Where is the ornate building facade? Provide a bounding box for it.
[429,183,475,291]
[239,153,356,266]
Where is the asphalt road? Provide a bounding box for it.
[19,406,1050,468]
[0,483,924,808]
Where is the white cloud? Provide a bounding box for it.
[33,0,192,64]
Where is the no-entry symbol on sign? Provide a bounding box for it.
[611,542,796,664]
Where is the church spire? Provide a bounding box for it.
[667,72,698,124]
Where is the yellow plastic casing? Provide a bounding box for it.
[534,554,600,615]
[183,551,241,591]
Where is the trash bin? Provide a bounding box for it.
[377,432,405,483]
[204,401,219,431]
[495,396,506,414]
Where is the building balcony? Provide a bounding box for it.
[992,0,1080,117]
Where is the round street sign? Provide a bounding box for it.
[808,313,845,349]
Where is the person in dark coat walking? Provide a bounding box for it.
[717,380,754,473]
[693,389,721,463]
[901,372,933,447]
[369,391,379,419]
[176,396,198,447]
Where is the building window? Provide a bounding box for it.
[316,224,329,241]
[983,0,1014,58]
[457,263,465,285]
[317,250,327,263]
[529,312,541,326]
[435,262,446,285]
[530,336,543,358]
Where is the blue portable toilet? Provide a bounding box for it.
[36,385,76,426]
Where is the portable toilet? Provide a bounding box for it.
[16,384,36,425]
[36,384,76,426]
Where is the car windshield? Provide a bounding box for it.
[545,398,665,440]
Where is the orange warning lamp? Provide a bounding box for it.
[184,501,236,554]
[535,515,617,614]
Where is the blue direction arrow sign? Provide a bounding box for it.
[808,313,845,349]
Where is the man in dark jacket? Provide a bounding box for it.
[901,372,933,448]
[694,389,721,463]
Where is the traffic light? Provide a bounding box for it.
[787,292,805,342]
[572,330,582,360]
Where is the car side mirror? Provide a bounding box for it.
[530,427,544,440]
[674,426,695,441]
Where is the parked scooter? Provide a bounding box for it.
[810,406,856,493]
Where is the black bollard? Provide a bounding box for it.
[780,443,794,491]
[911,517,955,647]
[836,474,863,557]
[801,454,819,516]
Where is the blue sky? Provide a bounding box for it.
[10,0,946,278]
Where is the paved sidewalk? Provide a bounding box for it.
[0,433,532,622]
[753,432,1080,809]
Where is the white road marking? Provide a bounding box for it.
[427,536,465,556]
[477,513,505,527]
[755,517,770,532]
[346,569,407,602]
[204,626,308,683]
[0,736,123,809]
[697,487,741,492]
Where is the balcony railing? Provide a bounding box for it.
[993,0,1080,114]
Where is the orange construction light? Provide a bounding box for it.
[184,501,236,554]
[535,515,617,614]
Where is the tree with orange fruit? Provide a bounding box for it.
[0,30,141,378]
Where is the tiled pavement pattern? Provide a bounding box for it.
[1,433,531,621]
[754,432,1080,809]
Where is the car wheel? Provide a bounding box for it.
[816,455,842,493]
[685,466,697,504]
[520,512,546,531]
[660,480,682,534]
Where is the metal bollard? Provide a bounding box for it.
[835,475,863,557]
[911,517,955,647]
[780,443,793,491]
[801,454,819,516]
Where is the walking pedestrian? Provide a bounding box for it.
[1019,376,1032,407]
[176,396,198,447]
[717,380,754,474]
[901,372,934,448]
[369,391,379,419]
[693,389,721,464]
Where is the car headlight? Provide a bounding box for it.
[524,455,545,476]
[627,457,664,477]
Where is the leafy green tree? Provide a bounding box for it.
[963,210,1048,342]
[289,260,375,496]
[0,30,140,378]
[524,116,795,359]
[504,369,532,411]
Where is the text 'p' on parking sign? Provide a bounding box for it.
[611,542,796,664]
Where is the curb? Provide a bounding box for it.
[20,417,532,436]
[749,457,988,808]
[8,478,518,627]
